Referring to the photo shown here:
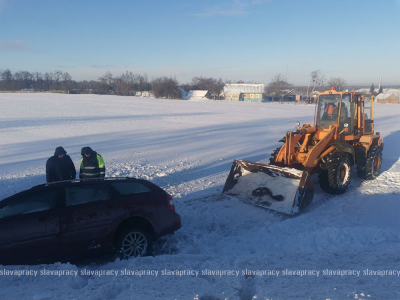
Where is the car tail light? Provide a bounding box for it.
[167,193,175,211]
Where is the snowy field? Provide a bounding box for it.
[0,93,400,300]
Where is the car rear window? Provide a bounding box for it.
[0,190,58,219]
[66,185,110,206]
[111,182,152,196]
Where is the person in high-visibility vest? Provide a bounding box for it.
[79,146,105,179]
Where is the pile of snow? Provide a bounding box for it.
[0,93,400,299]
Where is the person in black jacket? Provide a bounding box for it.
[46,147,76,183]
[79,147,106,179]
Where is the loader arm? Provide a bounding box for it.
[304,125,337,169]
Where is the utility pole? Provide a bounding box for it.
[286,64,288,82]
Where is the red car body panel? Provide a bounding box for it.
[0,178,181,265]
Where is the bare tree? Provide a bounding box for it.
[61,72,73,91]
[0,69,75,92]
[32,72,43,90]
[152,76,181,99]
[113,71,135,96]
[310,70,325,92]
[13,71,24,89]
[266,74,293,101]
[327,77,346,91]
[136,74,150,92]
[1,69,12,82]
[52,70,63,89]
[44,72,52,90]
[98,71,113,94]
[183,77,225,99]
[0,69,13,90]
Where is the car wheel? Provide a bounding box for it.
[116,227,153,259]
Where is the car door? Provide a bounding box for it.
[0,188,61,264]
[59,183,115,258]
[110,181,161,228]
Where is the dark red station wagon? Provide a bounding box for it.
[0,177,181,265]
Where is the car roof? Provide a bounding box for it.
[0,177,164,203]
[31,177,145,190]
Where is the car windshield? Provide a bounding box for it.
[316,94,342,129]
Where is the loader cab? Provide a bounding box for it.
[316,93,351,132]
[316,88,375,138]
[362,95,374,134]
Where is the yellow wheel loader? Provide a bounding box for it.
[223,87,383,215]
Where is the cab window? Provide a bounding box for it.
[316,94,341,129]
[339,94,352,131]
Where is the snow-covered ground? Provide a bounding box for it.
[0,93,399,300]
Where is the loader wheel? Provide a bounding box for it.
[269,146,283,165]
[269,138,301,166]
[357,146,382,180]
[319,152,352,194]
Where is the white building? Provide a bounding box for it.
[223,83,265,101]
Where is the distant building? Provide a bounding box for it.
[184,90,211,100]
[241,92,264,102]
[375,93,399,104]
[223,83,265,102]
[282,89,301,102]
[263,96,281,102]
[225,92,241,101]
[355,88,379,95]
[135,91,154,97]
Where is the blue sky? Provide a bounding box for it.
[0,0,399,86]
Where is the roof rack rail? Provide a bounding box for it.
[32,177,136,189]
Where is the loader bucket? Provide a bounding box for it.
[223,160,314,215]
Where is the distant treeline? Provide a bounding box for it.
[1,69,396,100]
[0,69,227,99]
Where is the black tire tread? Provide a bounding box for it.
[319,151,351,194]
[357,146,382,180]
[269,146,283,165]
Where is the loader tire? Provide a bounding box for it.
[319,152,352,194]
[269,146,282,165]
[357,146,382,180]
[269,137,301,166]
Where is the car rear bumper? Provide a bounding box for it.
[158,211,181,237]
